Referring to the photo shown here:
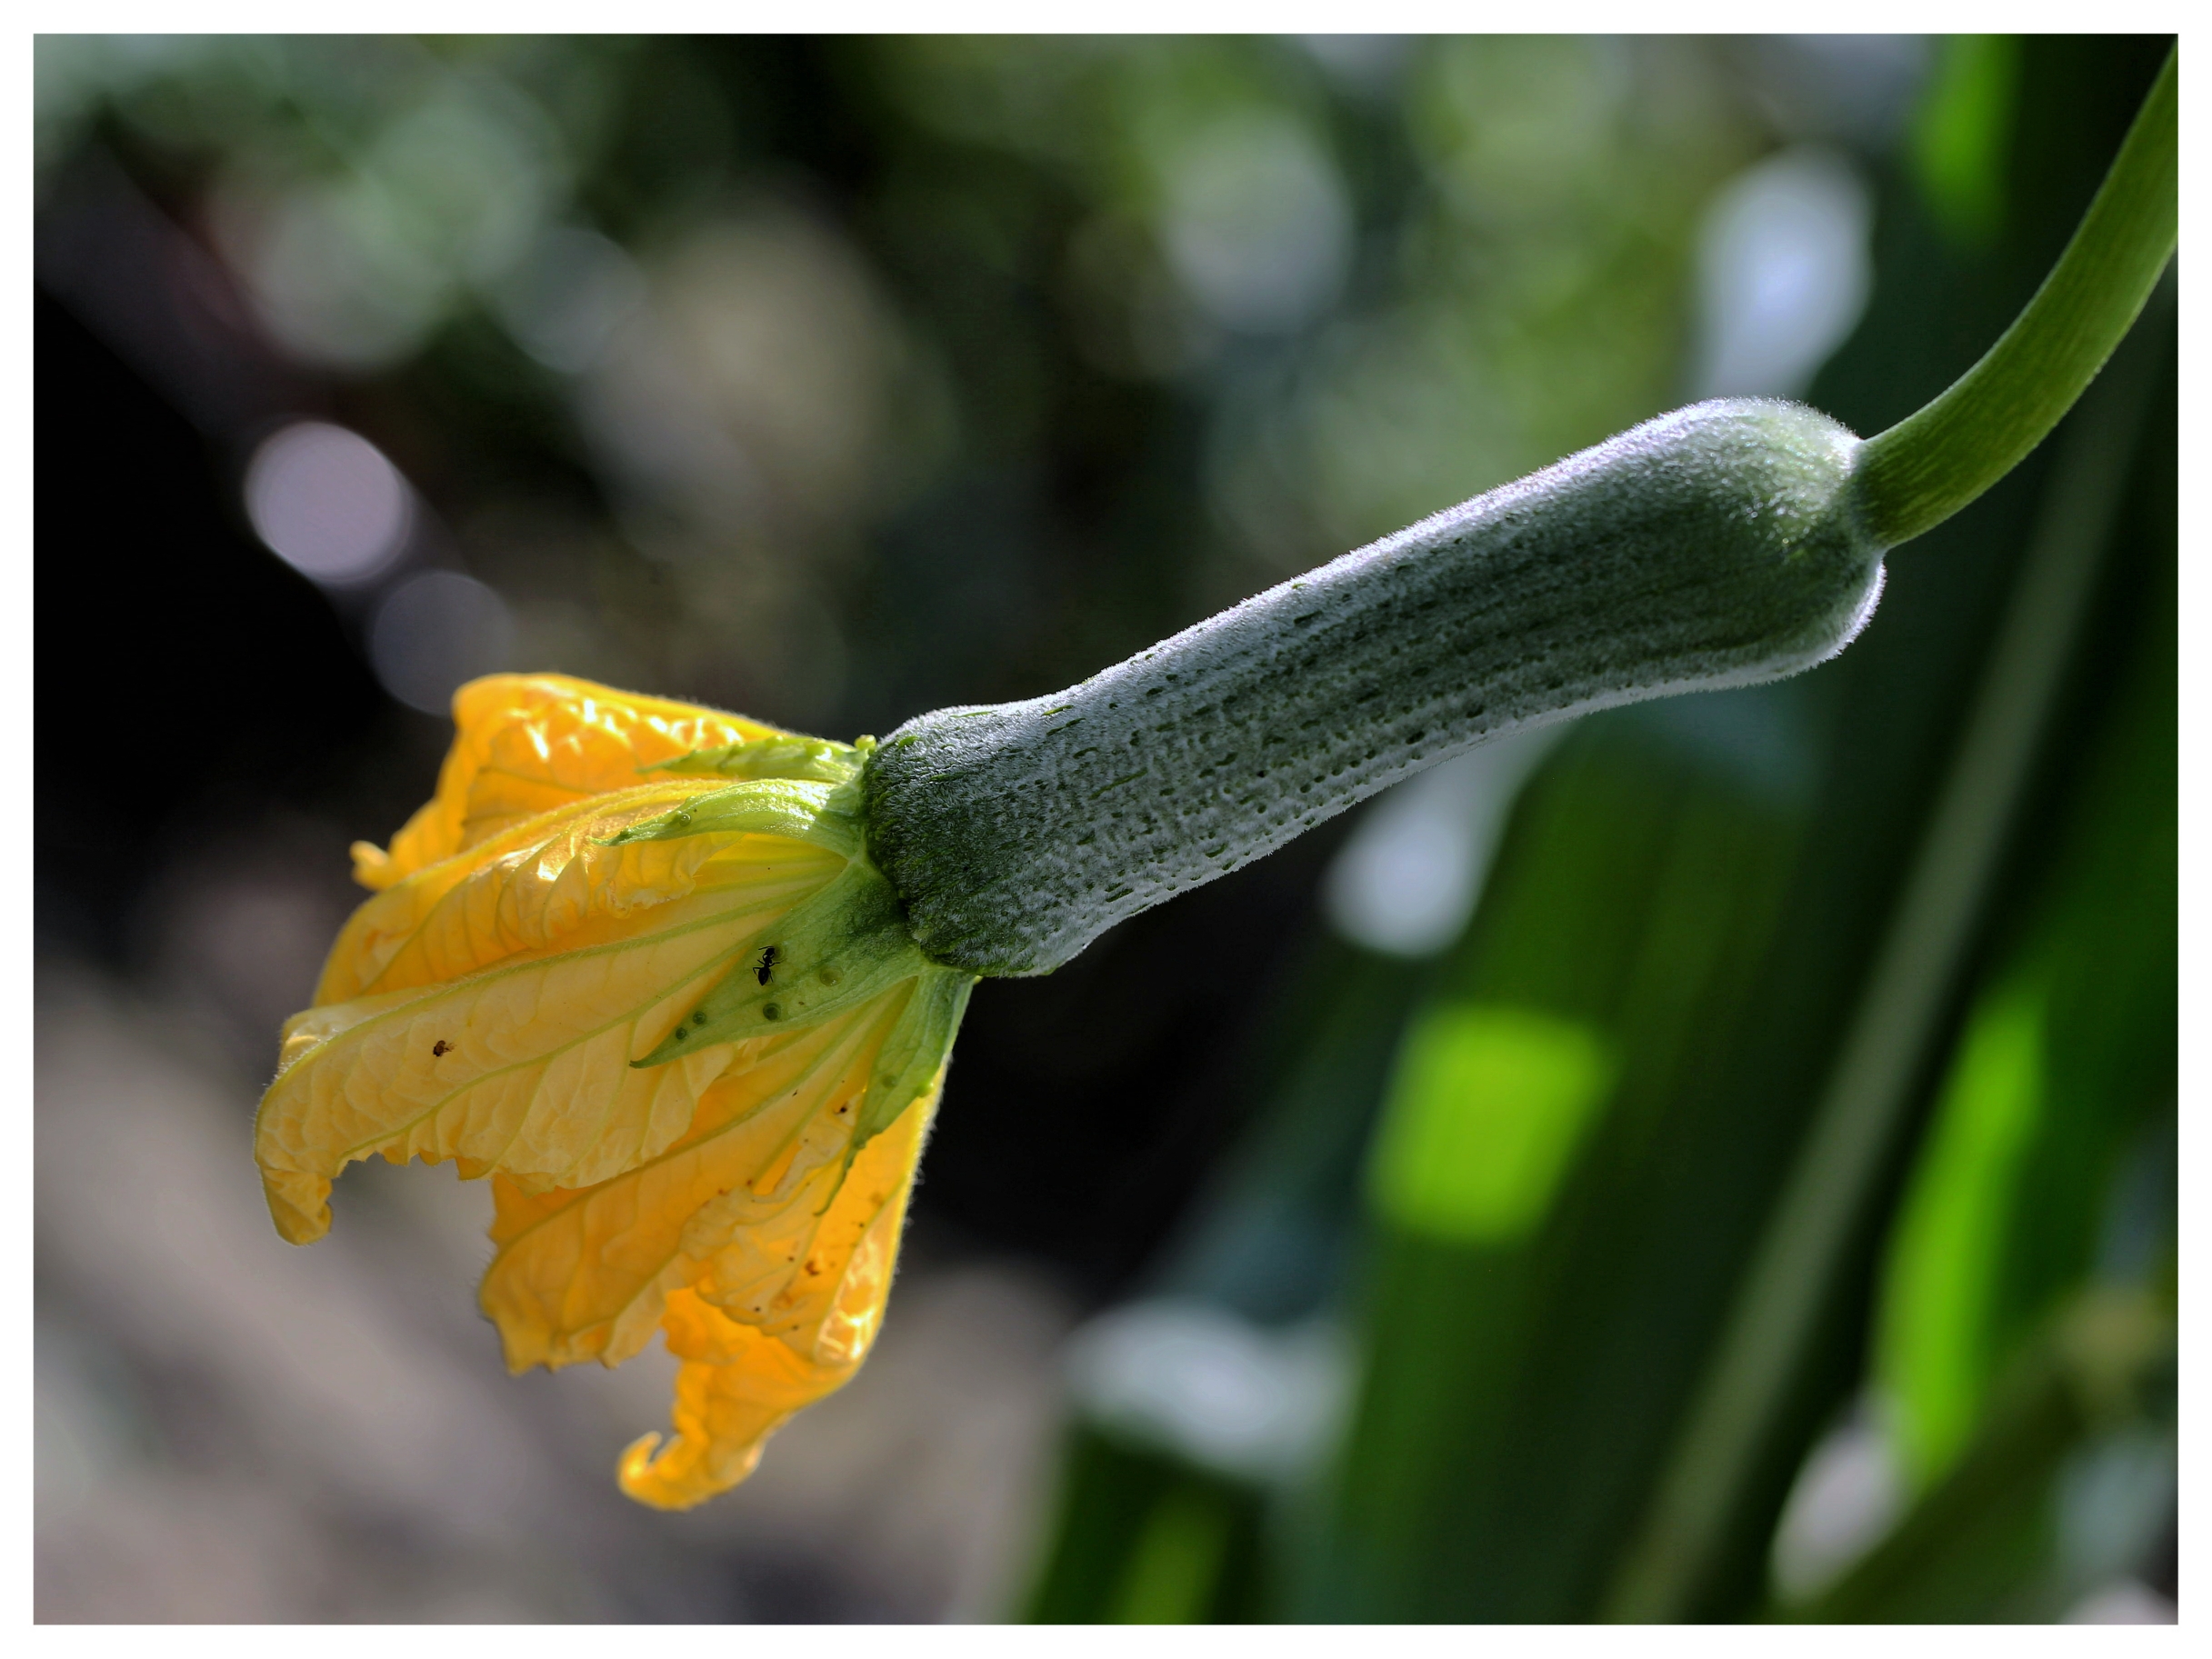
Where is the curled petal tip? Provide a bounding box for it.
[616,1430,664,1488]
[349,841,398,892]
[262,1170,333,1245]
[617,1425,767,1512]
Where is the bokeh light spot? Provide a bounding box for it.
[1159,114,1351,335]
[244,421,413,585]
[1692,146,1874,399]
[369,570,516,715]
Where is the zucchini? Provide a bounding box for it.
[866,399,1884,976]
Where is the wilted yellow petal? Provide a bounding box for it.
[697,1057,932,1360]
[350,840,396,887]
[616,1294,812,1506]
[256,668,963,1511]
[315,779,848,1004]
[616,1076,936,1511]
[365,674,799,889]
[478,989,911,1372]
[253,796,854,1247]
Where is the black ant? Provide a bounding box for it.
[756,944,780,985]
[432,1040,452,1057]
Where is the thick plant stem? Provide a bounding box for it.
[1856,48,2176,547]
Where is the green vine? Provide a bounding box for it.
[1857,48,2176,546]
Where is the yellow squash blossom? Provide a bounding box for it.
[255,674,974,1509]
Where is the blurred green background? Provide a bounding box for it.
[34,34,2173,1623]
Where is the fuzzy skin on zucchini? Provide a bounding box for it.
[865,398,1887,976]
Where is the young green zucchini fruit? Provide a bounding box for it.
[866,399,1885,976]
[866,47,2173,980]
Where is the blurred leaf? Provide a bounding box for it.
[1017,937,1424,1621]
[1366,1004,1616,1244]
[1792,1286,2172,1622]
[1305,701,1816,1620]
[1109,1487,1235,1623]
[1876,317,2175,1489]
[1877,977,2052,1474]
[1154,939,1431,1323]
[1605,271,2172,1627]
[1022,1426,1269,1624]
[1912,35,2021,248]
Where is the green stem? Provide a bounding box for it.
[1856,47,2176,547]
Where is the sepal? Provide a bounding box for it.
[634,859,929,1067]
[858,967,974,1144]
[601,776,867,862]
[639,734,871,787]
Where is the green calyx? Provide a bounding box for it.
[602,741,874,863]
[857,967,975,1142]
[634,857,936,1067]
[631,847,966,1144]
[613,738,972,1146]
[639,732,875,786]
[599,776,863,859]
